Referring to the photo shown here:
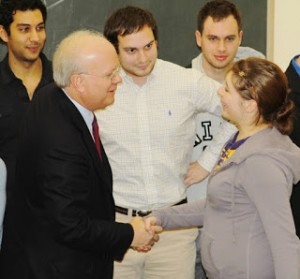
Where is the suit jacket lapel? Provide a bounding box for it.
[56,89,112,188]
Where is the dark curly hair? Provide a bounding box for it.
[197,0,242,33]
[0,0,47,36]
[104,6,158,53]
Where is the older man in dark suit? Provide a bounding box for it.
[11,30,160,279]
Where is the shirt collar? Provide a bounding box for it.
[0,54,17,84]
[120,60,157,84]
[0,52,52,85]
[191,54,204,72]
[39,52,53,84]
[62,89,94,132]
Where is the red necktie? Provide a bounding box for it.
[92,116,103,161]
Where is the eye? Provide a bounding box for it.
[126,48,136,54]
[104,66,120,80]
[36,25,45,32]
[145,42,153,50]
[225,36,235,42]
[208,36,218,41]
[19,26,30,33]
[105,72,114,80]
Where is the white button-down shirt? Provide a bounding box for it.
[96,59,235,210]
[63,89,95,140]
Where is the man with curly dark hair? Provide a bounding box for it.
[0,1,53,277]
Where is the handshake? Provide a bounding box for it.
[129,216,161,252]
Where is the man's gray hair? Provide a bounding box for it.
[53,29,104,87]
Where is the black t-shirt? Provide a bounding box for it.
[0,53,53,198]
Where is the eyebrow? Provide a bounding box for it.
[206,34,237,39]
[16,22,44,27]
[123,39,155,50]
[144,39,155,46]
[225,35,237,39]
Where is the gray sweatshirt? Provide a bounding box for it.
[154,127,300,279]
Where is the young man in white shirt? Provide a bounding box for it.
[96,5,236,279]
[186,1,264,278]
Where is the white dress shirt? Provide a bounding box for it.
[63,89,95,140]
[96,59,234,210]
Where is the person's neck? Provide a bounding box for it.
[8,55,42,79]
[132,75,148,87]
[236,123,271,141]
[202,58,232,84]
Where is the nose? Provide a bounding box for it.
[138,50,147,62]
[29,29,39,42]
[112,73,122,84]
[217,40,226,52]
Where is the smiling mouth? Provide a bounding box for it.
[109,88,117,94]
[215,56,227,61]
[27,45,40,51]
[137,63,149,70]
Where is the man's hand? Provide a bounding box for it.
[184,161,210,187]
[130,217,162,252]
[144,216,159,232]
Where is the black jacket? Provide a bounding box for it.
[286,59,300,237]
[10,83,134,279]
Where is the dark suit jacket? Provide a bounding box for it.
[286,60,300,237]
[13,83,133,279]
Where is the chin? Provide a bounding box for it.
[24,55,41,63]
[214,62,230,70]
[221,112,230,121]
[105,97,115,108]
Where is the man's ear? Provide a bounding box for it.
[195,30,202,48]
[0,25,9,43]
[70,74,85,93]
[238,30,243,46]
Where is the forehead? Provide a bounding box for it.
[118,25,155,48]
[86,42,119,72]
[202,15,239,35]
[11,9,44,26]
